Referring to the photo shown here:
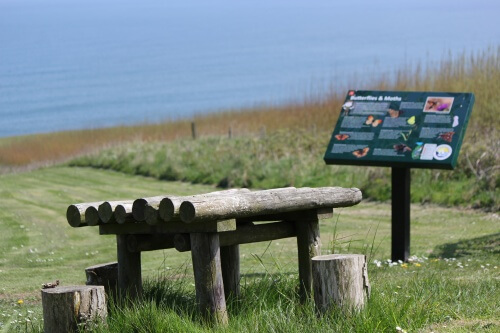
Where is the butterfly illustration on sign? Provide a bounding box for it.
[352,147,369,158]
[365,115,383,127]
[335,134,350,141]
[438,131,454,142]
[394,144,412,153]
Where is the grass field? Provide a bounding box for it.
[0,47,498,332]
[0,167,498,332]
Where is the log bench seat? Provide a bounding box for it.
[67,186,362,325]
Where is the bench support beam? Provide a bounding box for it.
[190,233,228,325]
[116,235,142,300]
[220,244,240,299]
[295,218,321,302]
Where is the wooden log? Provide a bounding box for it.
[236,208,333,224]
[116,235,142,299]
[85,262,118,296]
[180,187,362,223]
[132,195,165,222]
[126,234,175,252]
[42,285,107,333]
[144,204,161,225]
[99,218,236,235]
[312,254,370,313]
[190,233,228,325]
[171,187,296,225]
[114,203,135,224]
[173,234,191,252]
[174,221,296,252]
[98,200,133,223]
[85,206,102,226]
[220,245,240,299]
[296,218,321,302]
[66,202,102,227]
[158,188,251,222]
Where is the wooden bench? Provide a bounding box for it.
[67,186,362,324]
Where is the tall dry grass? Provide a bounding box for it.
[0,47,498,171]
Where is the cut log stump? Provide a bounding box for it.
[312,254,370,313]
[41,285,107,333]
[85,262,118,297]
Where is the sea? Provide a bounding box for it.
[0,0,499,138]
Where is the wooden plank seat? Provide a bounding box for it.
[67,186,362,325]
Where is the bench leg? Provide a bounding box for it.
[220,244,240,299]
[116,234,142,300]
[190,233,228,325]
[295,218,321,302]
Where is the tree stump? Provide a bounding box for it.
[85,262,118,297]
[312,254,370,313]
[41,285,107,333]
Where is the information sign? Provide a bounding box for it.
[324,90,474,262]
[324,90,474,169]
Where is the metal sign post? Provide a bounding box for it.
[391,167,411,262]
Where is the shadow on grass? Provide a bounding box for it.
[136,271,300,319]
[432,233,499,258]
[141,275,197,319]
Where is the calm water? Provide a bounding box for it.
[0,0,498,138]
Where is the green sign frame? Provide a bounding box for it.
[324,90,474,170]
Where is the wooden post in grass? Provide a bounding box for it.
[312,254,370,313]
[190,232,228,325]
[220,244,240,299]
[296,217,321,302]
[116,235,142,300]
[191,122,197,139]
[42,285,107,333]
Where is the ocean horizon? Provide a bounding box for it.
[1,0,499,138]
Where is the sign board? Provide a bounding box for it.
[324,90,474,169]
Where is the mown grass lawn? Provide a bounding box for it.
[0,167,498,332]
